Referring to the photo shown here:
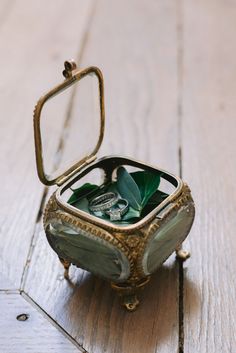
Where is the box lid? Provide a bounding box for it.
[33,60,105,186]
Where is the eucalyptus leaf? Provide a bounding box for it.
[117,167,142,211]
[130,171,162,207]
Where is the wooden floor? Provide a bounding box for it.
[0,1,235,352]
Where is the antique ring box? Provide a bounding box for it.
[33,60,195,311]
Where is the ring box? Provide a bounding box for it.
[33,60,195,311]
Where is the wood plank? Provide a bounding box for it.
[0,0,93,289]
[182,1,236,351]
[25,231,180,353]
[0,292,82,353]
[0,0,15,29]
[0,272,16,290]
[25,1,184,352]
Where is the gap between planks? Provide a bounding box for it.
[177,0,186,352]
[23,1,184,350]
[21,291,88,353]
[0,290,86,353]
[20,0,97,294]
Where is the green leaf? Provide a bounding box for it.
[141,190,169,217]
[117,167,142,211]
[73,197,90,212]
[147,190,169,204]
[130,171,162,207]
[68,183,99,205]
[122,206,141,220]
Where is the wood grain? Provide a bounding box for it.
[181,0,236,351]
[24,232,180,353]
[0,0,93,289]
[4,1,234,352]
[0,292,82,353]
[24,1,183,352]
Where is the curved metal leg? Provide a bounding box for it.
[175,244,191,261]
[59,257,71,279]
[111,277,150,312]
[122,294,140,311]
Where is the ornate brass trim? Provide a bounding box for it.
[44,182,194,285]
[43,181,194,310]
[44,193,135,279]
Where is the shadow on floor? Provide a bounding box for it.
[57,259,200,353]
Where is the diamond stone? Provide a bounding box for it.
[110,210,121,221]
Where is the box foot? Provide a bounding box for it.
[175,245,190,261]
[111,276,150,311]
[59,257,71,279]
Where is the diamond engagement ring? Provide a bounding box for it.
[89,192,119,212]
[105,198,129,221]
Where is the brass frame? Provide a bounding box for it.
[34,60,195,311]
[44,179,194,311]
[33,60,105,186]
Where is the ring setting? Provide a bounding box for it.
[88,192,119,212]
[88,192,129,221]
[105,199,129,221]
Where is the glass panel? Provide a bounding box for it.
[46,220,130,282]
[142,203,195,275]
[40,73,101,181]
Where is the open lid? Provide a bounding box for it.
[33,60,105,186]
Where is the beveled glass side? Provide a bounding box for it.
[142,202,195,275]
[45,219,131,282]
